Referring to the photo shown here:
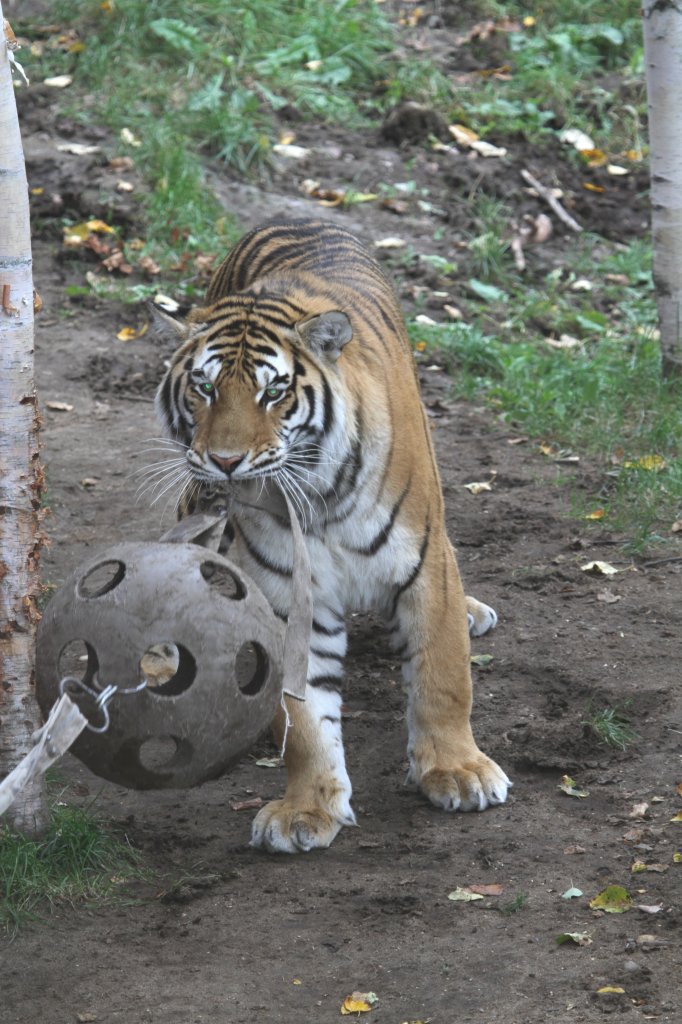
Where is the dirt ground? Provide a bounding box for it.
[4,8,682,1024]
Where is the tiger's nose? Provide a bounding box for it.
[209,452,244,474]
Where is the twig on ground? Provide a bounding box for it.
[521,169,583,233]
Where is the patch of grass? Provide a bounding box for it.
[586,704,639,750]
[409,240,682,549]
[0,803,150,931]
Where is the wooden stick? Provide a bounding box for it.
[521,169,583,233]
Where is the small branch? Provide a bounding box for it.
[521,169,583,233]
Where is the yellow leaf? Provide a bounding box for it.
[341,992,378,1015]
[625,149,644,162]
[31,187,44,196]
[583,508,605,520]
[523,15,536,26]
[448,123,480,146]
[538,442,553,456]
[116,323,148,342]
[293,979,302,985]
[631,860,647,873]
[86,218,115,234]
[597,987,625,995]
[580,148,608,167]
[670,811,682,823]
[622,454,666,471]
[558,775,589,798]
[589,885,632,913]
[278,130,296,145]
[414,341,427,352]
[673,852,682,863]
[582,182,605,193]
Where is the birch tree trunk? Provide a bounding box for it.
[643,0,682,377]
[0,6,49,834]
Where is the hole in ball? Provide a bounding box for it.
[78,560,126,598]
[142,643,196,697]
[138,735,179,771]
[200,560,245,600]
[235,641,269,696]
[58,639,99,687]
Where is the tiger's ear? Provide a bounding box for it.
[296,311,352,362]
[149,302,208,344]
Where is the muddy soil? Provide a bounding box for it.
[3,7,682,1024]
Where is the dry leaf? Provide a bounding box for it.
[470,140,507,158]
[467,883,504,896]
[637,904,663,914]
[255,756,283,768]
[589,885,632,913]
[580,148,608,167]
[676,782,682,798]
[116,180,134,193]
[44,74,73,88]
[596,589,621,604]
[109,155,135,171]
[584,508,606,520]
[46,400,74,412]
[341,992,378,1015]
[561,886,583,899]
[80,477,99,489]
[116,323,148,342]
[273,143,310,160]
[607,164,629,176]
[448,124,479,146]
[443,304,464,320]
[56,143,100,156]
[670,811,682,823]
[583,182,605,193]
[597,986,625,995]
[560,128,595,151]
[120,127,142,147]
[622,454,666,471]
[581,561,619,576]
[373,237,407,249]
[629,802,649,819]
[448,887,484,902]
[545,334,582,350]
[470,654,494,667]
[564,844,586,855]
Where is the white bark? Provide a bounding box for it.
[643,0,682,375]
[0,4,49,834]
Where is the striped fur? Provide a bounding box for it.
[155,219,510,853]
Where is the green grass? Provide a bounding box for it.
[0,804,151,931]
[409,239,682,550]
[586,704,639,750]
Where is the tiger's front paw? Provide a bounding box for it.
[417,753,511,812]
[251,798,356,854]
[466,595,498,637]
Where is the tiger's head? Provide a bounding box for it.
[154,293,353,489]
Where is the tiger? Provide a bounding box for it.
[154,218,511,853]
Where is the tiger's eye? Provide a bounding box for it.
[200,381,214,394]
[265,386,281,399]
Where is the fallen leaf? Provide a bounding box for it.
[46,400,74,412]
[415,314,437,326]
[545,334,582,350]
[443,304,464,320]
[631,860,648,874]
[273,143,310,160]
[340,992,378,1015]
[560,128,595,151]
[229,797,263,812]
[580,148,608,168]
[561,886,583,900]
[629,802,649,819]
[292,978,302,985]
[448,123,479,146]
[677,782,682,797]
[470,654,494,667]
[558,775,589,799]
[672,521,682,533]
[116,180,134,193]
[584,508,606,520]
[56,143,100,156]
[414,340,427,352]
[637,904,663,914]
[76,1014,98,1023]
[470,139,507,158]
[44,74,73,88]
[138,256,161,275]
[116,324,148,342]
[80,477,99,489]
[673,852,681,863]
[120,127,142,147]
[564,845,586,855]
[464,481,492,495]
[255,756,283,768]
[467,883,504,896]
[607,164,629,176]
[581,561,619,576]
[570,278,594,291]
[373,237,407,249]
[597,986,625,995]
[582,182,605,193]
[556,931,592,946]
[109,155,135,171]
[596,589,621,604]
[447,887,484,902]
[589,885,632,913]
[670,811,682,823]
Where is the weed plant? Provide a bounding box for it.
[0,804,149,931]
[586,704,639,750]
